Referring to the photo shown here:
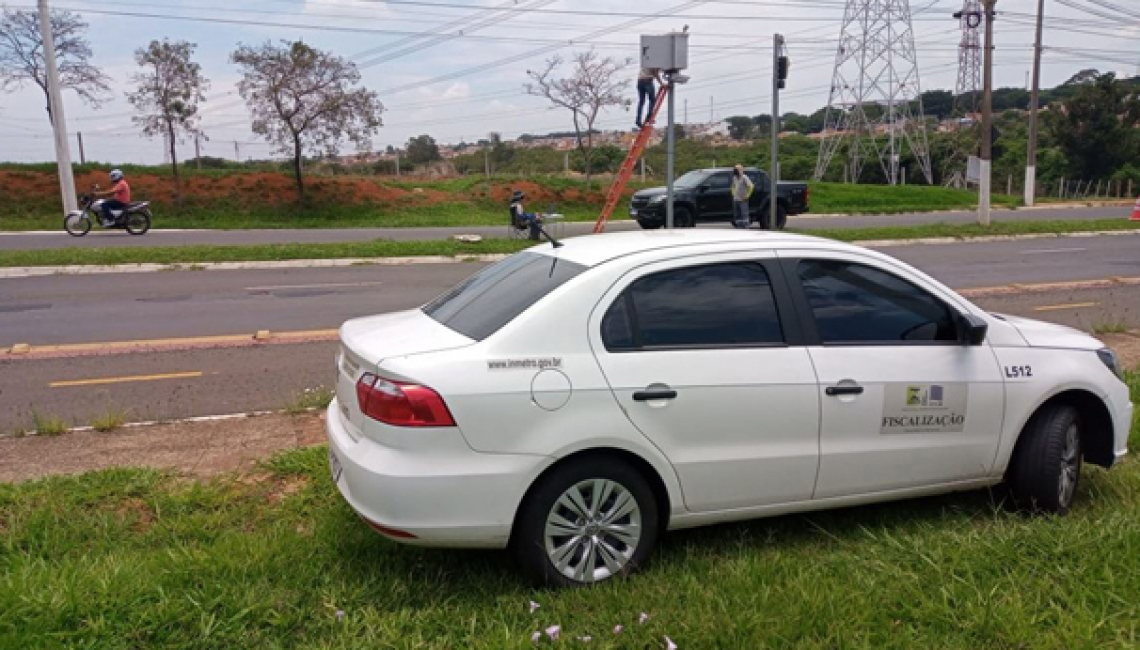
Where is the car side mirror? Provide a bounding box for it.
[959,313,988,346]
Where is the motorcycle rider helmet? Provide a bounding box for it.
[109,169,124,182]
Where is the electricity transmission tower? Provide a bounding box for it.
[945,0,983,188]
[814,0,933,185]
[953,0,982,117]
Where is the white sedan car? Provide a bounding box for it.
[327,230,1131,586]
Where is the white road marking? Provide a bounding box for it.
[1019,247,1087,255]
[244,281,385,291]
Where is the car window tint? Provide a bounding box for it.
[797,260,959,344]
[424,252,586,341]
[706,173,732,189]
[604,263,784,350]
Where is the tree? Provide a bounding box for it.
[725,115,753,141]
[1045,73,1140,180]
[405,134,440,165]
[526,49,630,187]
[127,40,208,203]
[0,8,110,125]
[232,40,384,200]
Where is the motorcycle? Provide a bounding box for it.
[64,185,152,237]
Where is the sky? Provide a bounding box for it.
[1,0,1138,164]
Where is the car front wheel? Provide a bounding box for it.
[1006,404,1082,514]
[512,456,659,587]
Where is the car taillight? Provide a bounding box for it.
[355,373,456,427]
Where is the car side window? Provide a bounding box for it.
[746,171,768,189]
[601,263,784,351]
[705,173,732,190]
[797,260,959,344]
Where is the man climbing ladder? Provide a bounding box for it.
[593,84,671,234]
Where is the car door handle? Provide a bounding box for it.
[633,389,678,402]
[825,385,864,396]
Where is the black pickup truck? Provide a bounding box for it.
[629,167,809,229]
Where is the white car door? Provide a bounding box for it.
[589,253,820,513]
[781,253,1006,499]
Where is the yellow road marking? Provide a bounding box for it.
[6,329,339,356]
[1033,301,1100,312]
[49,371,204,388]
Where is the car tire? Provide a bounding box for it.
[637,219,663,230]
[674,206,695,228]
[512,456,660,587]
[1006,404,1082,514]
[775,203,788,230]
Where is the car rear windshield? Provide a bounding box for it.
[422,252,587,341]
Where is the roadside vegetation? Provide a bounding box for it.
[0,166,1031,231]
[1,219,1137,268]
[1,371,1138,647]
[283,386,335,415]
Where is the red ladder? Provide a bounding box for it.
[592,84,671,234]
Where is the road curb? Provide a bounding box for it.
[2,329,339,359]
[1,229,1137,278]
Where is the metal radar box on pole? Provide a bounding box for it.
[641,31,689,229]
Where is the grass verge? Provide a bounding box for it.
[284,386,335,415]
[1,387,1138,647]
[30,412,67,436]
[1,219,1137,268]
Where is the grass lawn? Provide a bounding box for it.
[1,373,1137,647]
[1,219,1136,268]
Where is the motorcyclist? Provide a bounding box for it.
[93,169,130,227]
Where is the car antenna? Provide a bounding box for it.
[535,223,562,248]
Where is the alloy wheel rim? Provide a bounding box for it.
[544,478,642,583]
[1059,422,1080,506]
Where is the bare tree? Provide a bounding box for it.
[0,8,111,125]
[526,50,630,188]
[231,41,384,201]
[127,40,208,203]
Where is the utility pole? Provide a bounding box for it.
[684,98,688,125]
[770,34,786,231]
[194,136,201,170]
[395,150,401,176]
[978,0,996,226]
[76,132,85,165]
[38,0,77,213]
[234,141,240,162]
[484,149,490,179]
[666,75,676,229]
[1024,0,1045,207]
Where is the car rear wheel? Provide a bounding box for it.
[1006,404,1082,514]
[637,219,663,230]
[512,456,659,587]
[674,206,694,228]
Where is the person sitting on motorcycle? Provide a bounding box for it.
[93,169,130,227]
[509,190,544,241]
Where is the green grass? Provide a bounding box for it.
[2,400,1139,647]
[0,238,536,268]
[1092,321,1130,335]
[803,218,1140,243]
[91,406,130,433]
[809,182,1021,214]
[1,219,1136,268]
[30,412,68,436]
[284,386,335,415]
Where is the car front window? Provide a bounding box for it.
[423,252,586,341]
[797,260,959,344]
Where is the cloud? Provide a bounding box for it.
[441,82,470,100]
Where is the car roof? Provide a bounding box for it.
[527,229,862,268]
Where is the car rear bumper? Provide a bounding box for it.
[325,398,546,548]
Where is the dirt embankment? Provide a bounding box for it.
[0,170,614,210]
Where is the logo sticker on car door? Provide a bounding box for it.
[881,383,969,434]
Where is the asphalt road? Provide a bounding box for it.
[3,284,1137,433]
[0,205,1130,250]
[2,234,1137,346]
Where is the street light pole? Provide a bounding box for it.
[770,34,783,231]
[666,75,676,229]
[978,0,996,226]
[1024,0,1045,207]
[37,0,77,214]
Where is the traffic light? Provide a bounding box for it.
[777,55,789,89]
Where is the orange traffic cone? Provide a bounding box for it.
[1132,196,1140,221]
